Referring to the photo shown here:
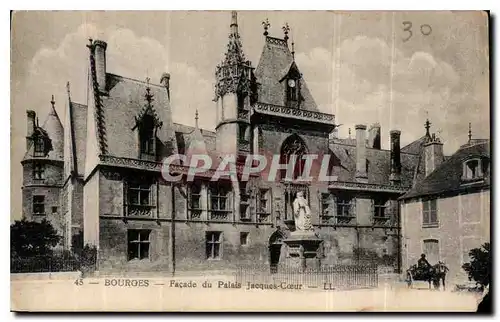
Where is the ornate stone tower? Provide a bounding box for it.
[21,96,65,244]
[214,11,257,159]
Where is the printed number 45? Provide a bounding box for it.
[74,279,83,286]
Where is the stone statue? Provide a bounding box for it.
[292,191,313,232]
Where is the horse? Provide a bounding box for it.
[432,261,449,291]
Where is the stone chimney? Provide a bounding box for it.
[160,72,171,98]
[424,133,444,176]
[26,110,36,149]
[368,123,381,149]
[389,130,401,184]
[93,40,107,93]
[355,124,368,183]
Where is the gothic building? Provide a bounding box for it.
[22,12,439,274]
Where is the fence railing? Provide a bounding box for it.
[11,254,96,274]
[235,264,378,290]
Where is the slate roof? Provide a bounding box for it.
[401,141,490,200]
[70,102,88,176]
[95,73,178,158]
[401,136,427,155]
[329,142,420,188]
[173,123,216,156]
[254,36,318,111]
[23,106,64,161]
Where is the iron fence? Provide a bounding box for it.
[11,254,96,274]
[235,264,378,290]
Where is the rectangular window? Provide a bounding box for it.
[209,183,231,220]
[240,232,249,246]
[422,199,438,226]
[127,182,152,216]
[127,230,151,261]
[206,232,222,259]
[423,239,439,265]
[34,138,44,156]
[336,196,352,218]
[51,206,58,214]
[33,195,45,215]
[373,199,387,218]
[33,163,45,180]
[188,182,203,219]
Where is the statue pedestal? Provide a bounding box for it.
[282,231,323,272]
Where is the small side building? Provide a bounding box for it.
[400,132,490,284]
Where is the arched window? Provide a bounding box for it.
[139,115,157,160]
[280,135,308,181]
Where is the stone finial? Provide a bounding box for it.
[282,22,290,42]
[262,18,270,36]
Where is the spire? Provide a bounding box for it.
[50,95,55,110]
[230,11,238,35]
[214,11,254,100]
[262,18,270,36]
[195,109,199,128]
[468,122,472,142]
[291,37,295,60]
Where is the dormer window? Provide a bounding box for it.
[462,157,488,182]
[139,115,157,161]
[34,137,45,157]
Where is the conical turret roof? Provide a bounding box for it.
[41,98,64,160]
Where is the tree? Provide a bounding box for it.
[10,219,61,258]
[462,242,490,288]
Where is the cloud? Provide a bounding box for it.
[293,36,487,153]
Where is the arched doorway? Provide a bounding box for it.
[269,229,286,273]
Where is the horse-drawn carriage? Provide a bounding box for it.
[406,262,449,290]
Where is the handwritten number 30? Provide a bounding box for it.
[402,21,432,42]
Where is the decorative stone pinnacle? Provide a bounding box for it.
[50,95,55,108]
[145,77,154,106]
[262,18,270,36]
[195,109,199,128]
[468,122,472,142]
[282,23,290,42]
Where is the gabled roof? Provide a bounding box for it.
[401,141,490,200]
[329,142,419,188]
[254,36,318,111]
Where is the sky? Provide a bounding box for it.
[10,11,489,220]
